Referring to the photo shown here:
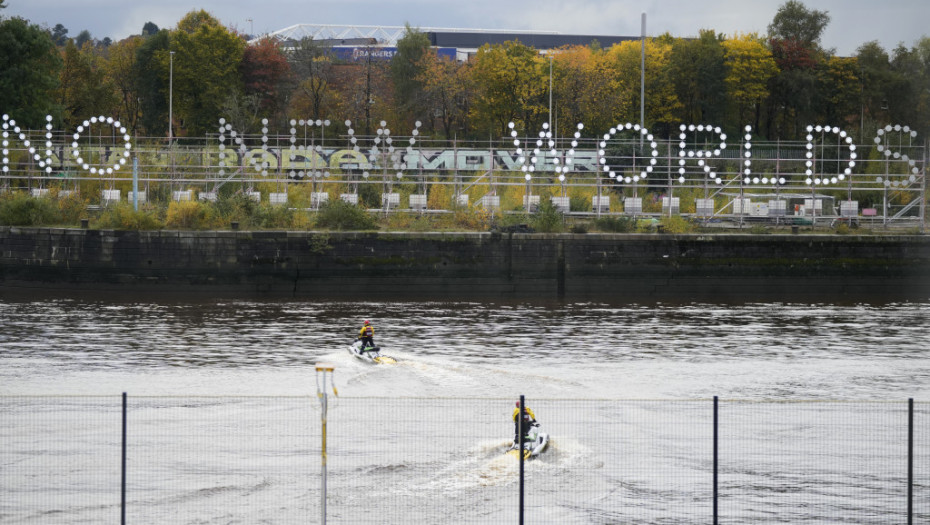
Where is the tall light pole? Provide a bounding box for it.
[640,13,646,146]
[168,51,175,145]
[548,54,553,132]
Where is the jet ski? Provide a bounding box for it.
[348,339,396,364]
[507,423,549,460]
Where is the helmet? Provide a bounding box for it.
[515,401,520,407]
[364,320,370,325]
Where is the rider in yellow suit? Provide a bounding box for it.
[512,401,537,445]
[358,320,375,351]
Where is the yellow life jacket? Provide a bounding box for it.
[512,406,536,422]
[359,325,374,337]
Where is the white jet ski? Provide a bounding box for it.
[348,339,397,364]
[507,423,549,460]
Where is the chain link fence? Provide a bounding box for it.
[2,396,927,523]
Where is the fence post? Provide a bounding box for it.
[121,392,127,525]
[713,395,718,525]
[908,398,913,525]
[519,394,525,525]
[315,363,337,525]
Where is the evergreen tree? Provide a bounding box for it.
[764,1,832,139]
[135,29,170,136]
[141,22,159,36]
[74,29,92,49]
[0,17,62,127]
[50,23,68,46]
[391,24,430,124]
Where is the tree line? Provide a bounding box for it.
[1,1,928,143]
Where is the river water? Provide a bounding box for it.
[1,296,929,523]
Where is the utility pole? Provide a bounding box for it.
[168,51,175,145]
[640,13,646,146]
[365,46,373,136]
[548,55,553,132]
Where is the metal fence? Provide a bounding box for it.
[1,396,927,524]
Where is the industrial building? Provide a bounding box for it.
[258,23,639,61]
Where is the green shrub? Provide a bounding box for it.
[570,222,589,234]
[569,194,591,212]
[636,218,660,233]
[314,199,378,230]
[166,201,215,229]
[252,202,296,229]
[211,192,259,225]
[659,215,696,234]
[384,212,433,232]
[592,216,636,233]
[452,207,492,230]
[55,191,88,224]
[492,212,530,230]
[0,192,59,226]
[358,183,381,208]
[408,214,434,232]
[96,203,164,230]
[530,199,565,233]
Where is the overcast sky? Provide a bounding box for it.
[4,0,927,56]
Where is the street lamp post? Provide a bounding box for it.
[548,55,553,132]
[168,50,175,182]
[640,13,646,147]
[168,51,174,145]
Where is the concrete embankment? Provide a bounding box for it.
[1,227,928,302]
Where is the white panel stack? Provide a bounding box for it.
[803,199,823,216]
[269,192,288,205]
[695,198,714,217]
[768,200,786,217]
[479,195,500,209]
[311,192,329,207]
[340,193,358,205]
[409,194,427,210]
[551,196,570,213]
[624,197,643,214]
[592,195,610,212]
[840,201,859,217]
[102,189,121,204]
[382,193,400,209]
[173,190,192,202]
[662,197,679,214]
[523,195,540,211]
[731,198,751,214]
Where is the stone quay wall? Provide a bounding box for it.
[1,227,928,302]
